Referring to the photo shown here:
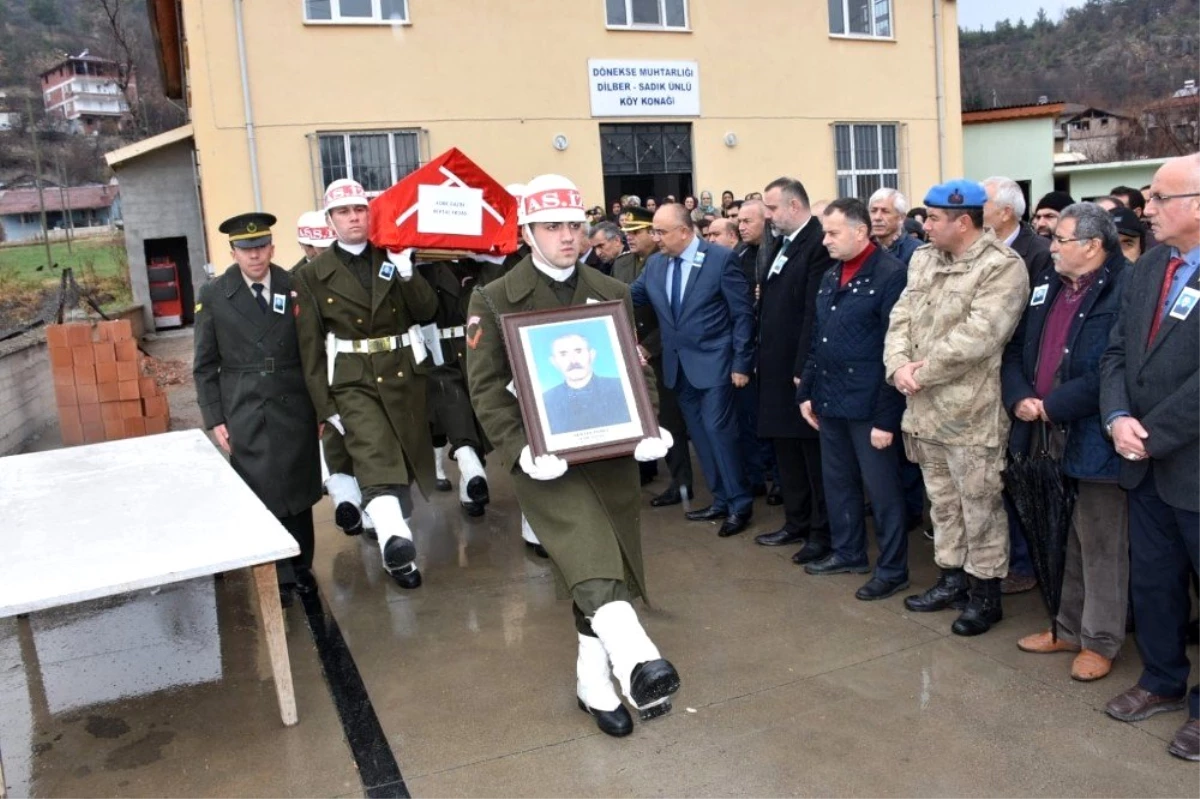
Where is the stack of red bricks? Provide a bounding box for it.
[48,320,171,445]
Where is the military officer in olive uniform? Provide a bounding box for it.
[466,174,681,737]
[418,256,492,515]
[291,179,439,590]
[194,213,322,606]
[293,210,375,539]
[612,205,694,507]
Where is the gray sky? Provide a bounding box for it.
[957,0,1087,31]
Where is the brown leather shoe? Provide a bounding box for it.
[1017,630,1080,654]
[1071,649,1113,681]
[1168,718,1200,761]
[1105,685,1187,722]
[1001,573,1038,594]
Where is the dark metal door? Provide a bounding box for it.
[600,124,693,175]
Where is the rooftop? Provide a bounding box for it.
[0,184,119,215]
[962,102,1066,124]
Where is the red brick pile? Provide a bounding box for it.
[48,320,171,445]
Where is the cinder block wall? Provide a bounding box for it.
[0,332,56,455]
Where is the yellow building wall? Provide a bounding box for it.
[182,0,963,266]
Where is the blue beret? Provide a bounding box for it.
[924,179,987,210]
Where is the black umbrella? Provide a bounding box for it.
[1003,423,1077,641]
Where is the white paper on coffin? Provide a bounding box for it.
[0,429,299,618]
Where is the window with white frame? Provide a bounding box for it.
[834,123,899,200]
[304,0,408,24]
[606,0,688,30]
[828,0,891,37]
[318,130,421,194]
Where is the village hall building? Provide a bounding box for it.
[137,0,964,267]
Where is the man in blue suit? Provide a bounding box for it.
[631,203,757,536]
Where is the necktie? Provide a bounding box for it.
[252,282,268,313]
[669,257,683,318]
[1148,256,1184,343]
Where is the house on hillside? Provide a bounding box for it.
[1055,104,1131,162]
[0,183,120,243]
[1140,80,1200,153]
[40,52,135,135]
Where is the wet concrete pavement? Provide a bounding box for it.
[1,328,1196,797]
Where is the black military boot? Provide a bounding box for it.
[903,568,970,612]
[951,576,1003,636]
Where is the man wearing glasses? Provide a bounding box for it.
[630,203,757,536]
[1100,153,1200,761]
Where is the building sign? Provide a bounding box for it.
[588,59,700,118]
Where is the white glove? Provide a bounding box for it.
[386,248,414,280]
[518,445,568,481]
[633,427,674,462]
[327,414,345,435]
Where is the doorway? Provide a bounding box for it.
[599,123,693,208]
[144,237,194,327]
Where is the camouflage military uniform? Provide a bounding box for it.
[883,230,1029,579]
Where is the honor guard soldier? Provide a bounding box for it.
[193,212,323,606]
[292,179,440,590]
[294,210,375,539]
[465,174,681,736]
[417,254,491,515]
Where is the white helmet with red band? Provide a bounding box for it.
[296,210,336,246]
[323,178,369,212]
[517,174,586,225]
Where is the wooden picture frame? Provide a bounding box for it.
[501,300,656,465]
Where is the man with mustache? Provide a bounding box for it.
[541,331,631,435]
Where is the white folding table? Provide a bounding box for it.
[0,429,301,798]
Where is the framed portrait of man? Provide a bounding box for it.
[501,301,656,464]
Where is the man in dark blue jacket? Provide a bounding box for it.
[797,198,910,600]
[1002,203,1128,682]
[631,203,757,536]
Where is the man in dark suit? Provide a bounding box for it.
[984,176,1055,595]
[1099,153,1200,761]
[752,177,833,563]
[194,213,322,607]
[630,203,756,536]
[613,207,693,506]
[542,331,631,434]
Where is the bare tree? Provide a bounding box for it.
[96,0,143,134]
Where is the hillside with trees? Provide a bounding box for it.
[960,0,1199,112]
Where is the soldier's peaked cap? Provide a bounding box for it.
[219,212,277,249]
[924,179,987,210]
[619,205,654,232]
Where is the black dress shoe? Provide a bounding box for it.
[791,542,830,565]
[383,537,417,571]
[578,698,634,737]
[755,527,805,547]
[650,487,683,507]
[805,553,871,575]
[461,500,485,517]
[855,576,910,601]
[294,568,318,595]
[391,565,422,590]
[904,568,970,613]
[629,659,681,720]
[718,513,752,537]
[766,483,783,506]
[525,541,549,559]
[435,478,453,492]
[466,476,490,506]
[686,506,728,522]
[334,501,363,536]
[278,584,295,608]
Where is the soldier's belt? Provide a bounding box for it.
[439,326,465,340]
[221,358,299,374]
[333,334,415,354]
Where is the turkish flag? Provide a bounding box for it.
[368,148,519,255]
